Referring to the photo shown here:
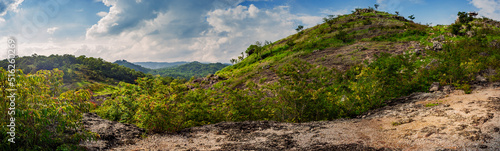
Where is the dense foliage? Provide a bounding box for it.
[0,68,95,150]
[0,55,148,84]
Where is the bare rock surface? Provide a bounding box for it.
[85,85,500,151]
[79,113,145,151]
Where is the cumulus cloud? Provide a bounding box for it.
[96,11,107,17]
[0,0,23,16]
[47,27,58,34]
[469,0,500,20]
[80,1,323,63]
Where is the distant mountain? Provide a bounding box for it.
[114,60,151,73]
[149,61,229,79]
[133,61,188,69]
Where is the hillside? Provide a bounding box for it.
[89,8,500,131]
[0,54,148,85]
[133,61,188,69]
[2,8,500,150]
[114,60,151,73]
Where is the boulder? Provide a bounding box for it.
[432,41,443,51]
[79,113,145,150]
[429,82,440,92]
[466,30,475,37]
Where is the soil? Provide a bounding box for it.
[81,83,500,150]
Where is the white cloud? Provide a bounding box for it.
[77,1,324,63]
[96,11,108,17]
[1,0,323,63]
[469,0,500,20]
[47,27,58,34]
[0,0,23,22]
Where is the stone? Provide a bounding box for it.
[432,35,445,42]
[429,82,440,92]
[413,49,422,55]
[476,75,487,83]
[443,85,453,94]
[432,41,443,51]
[466,30,475,37]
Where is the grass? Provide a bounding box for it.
[425,103,439,107]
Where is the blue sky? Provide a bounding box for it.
[0,0,498,63]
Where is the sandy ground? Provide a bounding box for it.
[82,84,500,151]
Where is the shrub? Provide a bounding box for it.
[0,69,95,150]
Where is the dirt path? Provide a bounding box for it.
[84,85,500,151]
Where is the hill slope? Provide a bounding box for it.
[114,60,151,73]
[92,8,500,133]
[0,54,148,84]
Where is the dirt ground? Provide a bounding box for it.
[81,83,500,151]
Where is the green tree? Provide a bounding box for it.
[374,4,379,9]
[408,14,415,20]
[296,25,304,32]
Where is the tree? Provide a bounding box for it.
[230,58,237,65]
[457,11,473,24]
[395,11,399,16]
[296,25,304,32]
[408,14,415,21]
[374,4,379,10]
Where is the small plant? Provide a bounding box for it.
[392,121,401,126]
[425,103,439,107]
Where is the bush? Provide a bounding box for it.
[0,69,95,150]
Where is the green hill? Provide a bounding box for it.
[0,54,149,85]
[114,60,151,73]
[92,8,500,133]
[149,61,229,79]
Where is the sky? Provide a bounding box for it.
[0,0,498,63]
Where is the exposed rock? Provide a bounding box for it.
[466,30,475,37]
[432,35,445,42]
[442,85,453,94]
[108,86,500,150]
[430,82,440,92]
[490,40,500,48]
[413,48,422,55]
[476,75,487,83]
[79,113,145,151]
[432,41,443,51]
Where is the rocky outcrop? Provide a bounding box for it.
[79,113,145,151]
